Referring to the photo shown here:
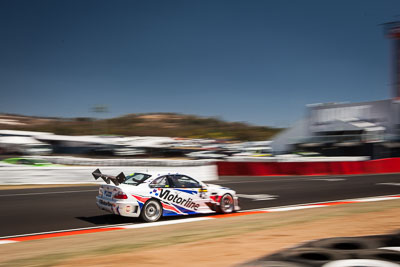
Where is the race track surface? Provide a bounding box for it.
[1,173,400,237]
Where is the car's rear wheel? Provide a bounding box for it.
[140,199,163,222]
[216,194,234,214]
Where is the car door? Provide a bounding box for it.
[148,175,171,198]
[149,175,184,216]
[167,175,211,213]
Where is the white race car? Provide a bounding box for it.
[93,169,240,222]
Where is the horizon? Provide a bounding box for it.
[0,111,284,128]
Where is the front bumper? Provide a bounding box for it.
[96,196,140,217]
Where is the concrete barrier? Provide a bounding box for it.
[0,165,218,185]
[32,156,215,166]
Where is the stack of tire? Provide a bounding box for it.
[238,231,400,267]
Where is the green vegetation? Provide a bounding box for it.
[0,113,282,141]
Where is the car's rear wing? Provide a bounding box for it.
[92,169,126,186]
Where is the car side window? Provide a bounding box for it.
[170,175,201,188]
[150,176,169,188]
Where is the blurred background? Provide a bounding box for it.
[1,0,400,162]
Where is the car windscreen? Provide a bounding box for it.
[123,173,152,185]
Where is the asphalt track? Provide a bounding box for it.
[1,173,400,237]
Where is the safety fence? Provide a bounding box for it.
[217,157,400,176]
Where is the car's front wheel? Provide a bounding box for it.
[216,194,234,214]
[141,199,163,222]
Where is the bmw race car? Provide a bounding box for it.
[93,169,240,222]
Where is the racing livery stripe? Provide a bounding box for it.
[131,194,150,209]
[209,195,221,203]
[171,203,200,215]
[163,210,181,216]
[161,201,184,216]
[1,194,399,245]
[174,189,198,195]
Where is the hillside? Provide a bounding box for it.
[0,113,281,141]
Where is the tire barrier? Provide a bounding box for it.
[237,231,400,267]
[277,248,348,266]
[307,236,387,251]
[240,261,309,267]
[322,259,400,267]
[357,249,400,263]
[217,158,400,176]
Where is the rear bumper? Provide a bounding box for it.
[96,196,140,218]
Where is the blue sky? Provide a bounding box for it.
[0,0,399,127]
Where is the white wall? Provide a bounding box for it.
[0,165,218,185]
